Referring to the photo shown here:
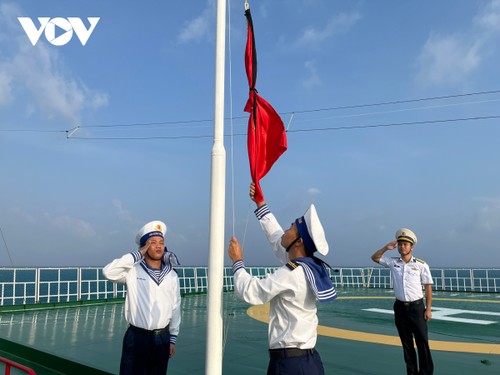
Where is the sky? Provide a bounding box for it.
[0,0,500,268]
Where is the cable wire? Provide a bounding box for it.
[67,113,500,140]
[0,225,14,267]
[3,89,500,137]
[227,0,236,237]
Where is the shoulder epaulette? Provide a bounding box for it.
[415,258,426,264]
[285,260,299,271]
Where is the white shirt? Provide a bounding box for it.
[103,251,181,340]
[232,206,318,349]
[379,254,433,302]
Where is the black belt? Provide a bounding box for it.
[396,298,423,307]
[129,324,169,336]
[269,348,316,359]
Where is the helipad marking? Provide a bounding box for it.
[246,296,500,355]
[364,307,499,325]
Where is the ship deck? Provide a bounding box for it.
[0,288,499,374]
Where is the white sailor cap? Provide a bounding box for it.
[135,220,167,247]
[395,228,417,245]
[295,204,329,256]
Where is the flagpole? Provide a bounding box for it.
[205,0,226,374]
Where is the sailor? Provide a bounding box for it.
[371,228,434,375]
[103,220,181,375]
[227,183,336,375]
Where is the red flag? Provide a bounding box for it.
[244,7,287,203]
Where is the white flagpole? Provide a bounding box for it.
[205,0,226,374]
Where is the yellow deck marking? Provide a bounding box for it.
[246,296,500,355]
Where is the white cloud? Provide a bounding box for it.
[0,2,20,32]
[112,199,133,222]
[0,71,13,105]
[0,2,108,123]
[416,33,482,86]
[257,3,269,19]
[307,187,321,196]
[301,60,322,90]
[177,2,214,44]
[89,91,109,109]
[415,0,500,87]
[474,0,500,32]
[475,196,500,231]
[8,207,96,239]
[43,213,97,238]
[295,12,361,48]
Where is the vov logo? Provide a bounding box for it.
[18,17,100,46]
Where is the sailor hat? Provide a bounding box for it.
[295,204,329,256]
[135,220,167,247]
[395,228,417,245]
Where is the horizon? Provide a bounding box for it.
[1,0,500,269]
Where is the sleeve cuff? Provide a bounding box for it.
[232,260,245,274]
[169,334,177,345]
[130,251,143,263]
[254,203,270,220]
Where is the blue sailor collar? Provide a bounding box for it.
[140,249,180,285]
[286,257,337,302]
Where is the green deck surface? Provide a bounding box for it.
[0,288,498,374]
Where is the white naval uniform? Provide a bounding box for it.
[379,254,433,302]
[232,207,318,349]
[103,251,181,341]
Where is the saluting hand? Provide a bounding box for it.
[386,240,397,250]
[139,242,150,256]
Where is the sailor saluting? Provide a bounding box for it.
[103,220,181,375]
[371,228,434,375]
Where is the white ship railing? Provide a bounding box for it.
[0,267,498,306]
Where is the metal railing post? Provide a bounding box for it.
[77,267,82,301]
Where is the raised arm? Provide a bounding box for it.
[371,240,397,263]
